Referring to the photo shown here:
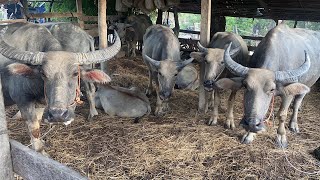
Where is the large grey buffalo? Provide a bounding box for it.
[112,14,152,57]
[218,24,316,147]
[0,22,120,154]
[143,25,194,116]
[190,32,249,129]
[46,23,99,120]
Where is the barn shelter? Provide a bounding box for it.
[0,0,319,179]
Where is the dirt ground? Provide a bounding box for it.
[6,56,320,179]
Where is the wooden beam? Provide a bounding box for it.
[198,0,211,113]
[98,0,108,73]
[0,77,13,180]
[79,16,98,22]
[10,140,87,180]
[0,19,27,24]
[26,12,81,19]
[76,0,85,29]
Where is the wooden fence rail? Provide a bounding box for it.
[11,140,87,180]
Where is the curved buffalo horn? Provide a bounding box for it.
[177,57,194,70]
[275,50,311,82]
[76,30,121,65]
[143,54,160,67]
[224,42,249,77]
[0,39,45,65]
[197,42,208,53]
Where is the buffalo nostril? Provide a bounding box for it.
[48,108,69,121]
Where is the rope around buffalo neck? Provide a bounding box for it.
[264,94,275,127]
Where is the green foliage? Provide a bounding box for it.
[179,13,201,30]
[226,17,276,36]
[45,0,117,16]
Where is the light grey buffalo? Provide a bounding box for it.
[142,25,194,116]
[218,24,317,147]
[0,22,120,154]
[190,32,249,129]
[112,14,152,57]
[95,84,151,120]
[175,64,199,90]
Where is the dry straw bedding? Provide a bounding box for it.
[7,56,320,179]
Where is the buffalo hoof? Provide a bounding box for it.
[241,132,256,144]
[225,120,235,130]
[276,134,288,148]
[207,118,217,126]
[289,122,300,133]
[87,109,99,121]
[154,109,166,117]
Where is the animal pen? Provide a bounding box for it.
[0,0,320,179]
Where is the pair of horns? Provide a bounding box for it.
[0,30,121,65]
[224,43,310,82]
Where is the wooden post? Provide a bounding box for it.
[0,76,14,180]
[21,0,28,19]
[156,9,162,24]
[198,0,211,113]
[98,0,108,73]
[173,7,180,37]
[76,0,85,29]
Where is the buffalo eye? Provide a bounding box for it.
[158,72,163,76]
[40,70,47,79]
[72,71,78,77]
[269,88,276,94]
[221,61,225,65]
[174,73,178,77]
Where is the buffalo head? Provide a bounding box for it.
[143,55,194,100]
[0,30,120,125]
[190,42,241,91]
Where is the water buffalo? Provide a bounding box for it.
[143,25,194,116]
[95,84,151,120]
[112,14,152,57]
[46,23,99,120]
[0,22,120,154]
[219,24,316,147]
[190,32,249,129]
[175,64,199,90]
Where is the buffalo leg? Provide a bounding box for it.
[208,90,220,126]
[289,93,306,133]
[19,103,47,155]
[276,95,294,148]
[146,70,154,96]
[154,77,165,116]
[126,42,131,57]
[85,82,98,120]
[225,90,237,129]
[131,41,137,57]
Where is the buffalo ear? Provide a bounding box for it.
[7,63,38,77]
[280,83,310,96]
[215,77,243,90]
[190,52,205,62]
[81,69,111,84]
